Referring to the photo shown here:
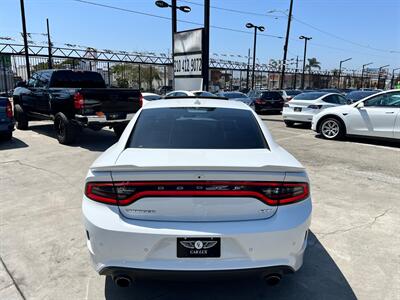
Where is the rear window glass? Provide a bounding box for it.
[128,107,268,149]
[261,92,282,100]
[294,92,327,100]
[49,71,106,88]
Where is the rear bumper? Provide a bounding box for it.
[0,120,15,133]
[75,113,135,128]
[82,197,312,274]
[282,109,318,123]
[100,265,294,281]
[255,103,283,112]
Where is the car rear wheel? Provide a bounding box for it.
[54,112,77,145]
[284,120,295,127]
[320,118,344,140]
[14,104,29,130]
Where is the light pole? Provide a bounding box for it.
[390,67,400,89]
[377,64,389,89]
[338,58,352,89]
[361,62,373,89]
[19,0,30,79]
[246,23,265,90]
[299,35,311,89]
[155,0,191,86]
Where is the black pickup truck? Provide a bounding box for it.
[13,69,142,144]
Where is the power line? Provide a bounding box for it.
[72,0,283,39]
[182,0,399,55]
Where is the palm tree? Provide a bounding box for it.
[306,58,321,72]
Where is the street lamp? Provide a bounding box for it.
[361,62,373,89]
[338,58,352,89]
[246,23,265,90]
[390,67,400,89]
[377,64,389,89]
[299,35,312,89]
[155,1,191,56]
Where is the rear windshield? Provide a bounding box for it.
[223,92,247,99]
[286,90,302,96]
[128,107,268,149]
[294,92,327,100]
[49,70,106,88]
[261,92,283,100]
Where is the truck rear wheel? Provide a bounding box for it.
[113,124,127,137]
[14,104,29,130]
[54,113,77,145]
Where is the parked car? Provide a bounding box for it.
[216,91,254,108]
[282,92,348,127]
[318,88,342,94]
[158,85,173,95]
[312,90,400,140]
[278,90,302,102]
[248,90,285,114]
[142,92,162,106]
[191,90,218,97]
[345,90,379,104]
[0,97,14,140]
[165,90,195,98]
[83,97,311,286]
[13,69,143,144]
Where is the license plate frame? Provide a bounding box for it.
[177,237,221,258]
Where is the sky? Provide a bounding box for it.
[0,0,399,71]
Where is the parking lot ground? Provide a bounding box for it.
[0,116,399,300]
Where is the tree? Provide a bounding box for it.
[306,58,321,72]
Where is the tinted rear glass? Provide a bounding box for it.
[128,107,268,149]
[286,90,302,96]
[222,92,247,98]
[261,92,282,100]
[49,70,106,88]
[294,92,327,100]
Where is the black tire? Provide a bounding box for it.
[284,120,295,127]
[54,112,77,145]
[113,124,127,137]
[14,104,29,130]
[319,117,345,140]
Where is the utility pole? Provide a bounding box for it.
[46,18,53,69]
[20,0,30,79]
[377,65,389,89]
[203,0,210,91]
[280,0,294,89]
[293,55,299,89]
[361,62,373,89]
[246,48,250,90]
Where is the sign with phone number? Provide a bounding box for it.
[174,53,202,77]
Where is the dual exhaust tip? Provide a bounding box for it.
[113,273,282,288]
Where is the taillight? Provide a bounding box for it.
[308,105,322,109]
[139,94,143,107]
[85,181,309,206]
[6,100,13,118]
[287,96,293,100]
[255,98,265,104]
[73,92,84,109]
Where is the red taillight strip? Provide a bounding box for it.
[85,181,309,206]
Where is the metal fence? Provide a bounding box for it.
[0,43,390,94]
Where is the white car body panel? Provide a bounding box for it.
[83,98,312,275]
[312,90,400,140]
[282,93,342,123]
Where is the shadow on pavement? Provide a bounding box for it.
[29,124,118,152]
[0,136,29,150]
[315,134,400,148]
[104,232,356,300]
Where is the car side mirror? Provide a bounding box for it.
[346,99,352,105]
[16,81,27,88]
[356,102,365,109]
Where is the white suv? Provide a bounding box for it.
[82,98,312,287]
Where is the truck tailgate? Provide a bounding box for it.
[79,88,141,114]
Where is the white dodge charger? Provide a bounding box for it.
[82,98,312,287]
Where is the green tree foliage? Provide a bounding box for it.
[306,58,321,72]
